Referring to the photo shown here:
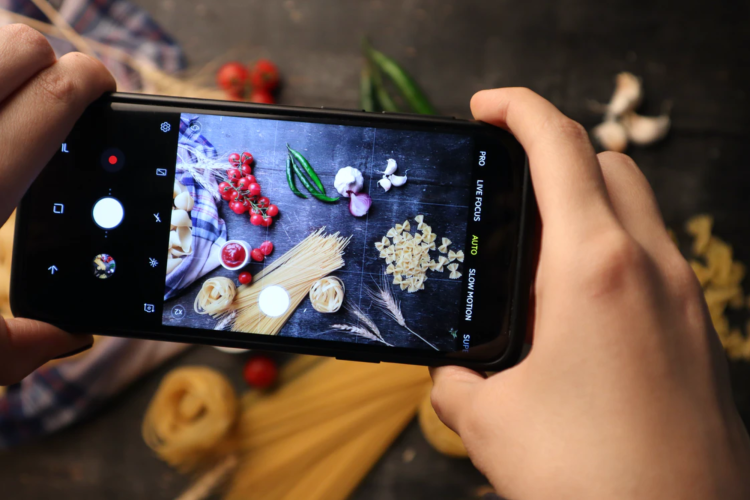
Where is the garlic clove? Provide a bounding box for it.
[379,158,398,176]
[621,112,670,146]
[378,175,392,192]
[592,120,629,153]
[606,72,642,119]
[389,171,408,187]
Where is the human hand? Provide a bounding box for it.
[431,88,750,500]
[0,24,115,385]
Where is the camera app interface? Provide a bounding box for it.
[161,113,477,352]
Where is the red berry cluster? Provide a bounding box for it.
[218,151,280,227]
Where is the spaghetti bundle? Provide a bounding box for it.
[226,359,431,500]
[230,229,350,335]
[142,367,239,473]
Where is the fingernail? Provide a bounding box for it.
[53,343,93,360]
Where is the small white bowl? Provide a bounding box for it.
[219,239,251,270]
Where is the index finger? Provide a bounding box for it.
[471,88,617,237]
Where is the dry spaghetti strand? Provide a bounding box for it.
[229,229,350,336]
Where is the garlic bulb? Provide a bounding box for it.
[378,176,392,192]
[621,112,670,146]
[606,72,642,119]
[334,167,364,197]
[379,159,397,176]
[389,172,408,187]
[592,120,628,153]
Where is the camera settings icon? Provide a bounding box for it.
[160,122,171,133]
[144,303,155,313]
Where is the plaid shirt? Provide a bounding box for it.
[0,0,190,448]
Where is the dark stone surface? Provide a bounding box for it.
[3,0,750,499]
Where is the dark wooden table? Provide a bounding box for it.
[2,0,750,499]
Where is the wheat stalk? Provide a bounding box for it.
[366,274,438,351]
[330,325,392,347]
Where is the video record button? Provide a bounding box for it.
[101,148,125,173]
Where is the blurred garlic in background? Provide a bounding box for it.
[591,71,671,151]
[592,120,629,153]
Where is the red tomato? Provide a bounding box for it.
[248,182,262,196]
[250,206,263,215]
[236,177,253,191]
[229,200,246,214]
[228,153,241,167]
[243,175,257,184]
[250,213,263,226]
[250,59,280,91]
[265,204,279,217]
[260,215,274,227]
[257,196,270,208]
[249,89,275,104]
[227,168,242,184]
[238,271,252,285]
[241,164,252,176]
[241,152,254,164]
[243,356,277,389]
[241,198,253,210]
[218,181,232,194]
[259,241,274,256]
[221,188,238,201]
[251,248,265,262]
[216,62,249,95]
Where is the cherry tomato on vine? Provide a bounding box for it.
[251,248,265,262]
[227,168,242,185]
[229,200,246,214]
[241,152,254,165]
[250,59,280,91]
[243,174,257,184]
[250,206,263,215]
[218,181,232,194]
[236,177,253,191]
[265,204,279,217]
[241,198,253,211]
[250,213,263,226]
[241,164,252,176]
[260,215,274,228]
[243,356,278,389]
[216,62,249,96]
[249,89,275,104]
[257,196,270,208]
[228,152,241,167]
[221,188,238,201]
[238,271,252,285]
[248,183,262,196]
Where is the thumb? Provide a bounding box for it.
[0,317,93,385]
[429,365,485,434]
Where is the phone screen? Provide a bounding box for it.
[12,96,529,364]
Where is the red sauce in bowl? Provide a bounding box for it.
[221,242,246,268]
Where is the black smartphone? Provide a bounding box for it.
[10,93,534,371]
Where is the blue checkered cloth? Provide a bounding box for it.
[165,116,227,300]
[0,0,191,448]
[0,0,185,90]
